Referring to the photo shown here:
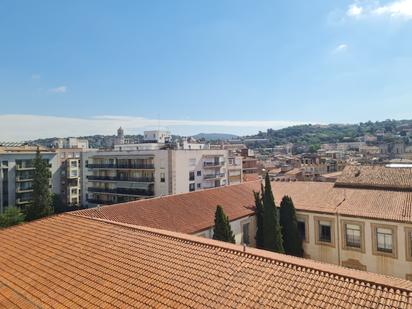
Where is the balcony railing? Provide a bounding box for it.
[86,198,116,205]
[88,187,154,196]
[16,188,33,193]
[203,161,225,168]
[16,165,35,171]
[88,163,155,170]
[16,198,32,205]
[203,173,225,180]
[87,175,155,182]
[16,176,34,182]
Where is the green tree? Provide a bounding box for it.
[279,196,303,257]
[262,173,284,253]
[212,205,235,244]
[0,207,25,228]
[254,189,264,249]
[25,149,53,221]
[52,194,66,214]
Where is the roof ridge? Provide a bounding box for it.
[66,213,412,294]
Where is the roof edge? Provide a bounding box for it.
[68,213,412,294]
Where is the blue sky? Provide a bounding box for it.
[1,0,412,140]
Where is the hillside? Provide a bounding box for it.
[246,119,412,148]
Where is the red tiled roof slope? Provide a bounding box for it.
[76,181,412,234]
[76,181,261,234]
[336,165,412,191]
[0,214,411,308]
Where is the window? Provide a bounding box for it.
[242,222,250,245]
[371,224,397,258]
[189,158,196,166]
[341,220,364,252]
[70,160,77,168]
[197,183,201,189]
[406,228,412,261]
[315,217,335,247]
[160,172,165,183]
[297,221,306,241]
[296,215,309,242]
[377,228,393,253]
[197,171,201,176]
[189,171,195,181]
[189,183,195,192]
[345,224,361,248]
[319,221,331,242]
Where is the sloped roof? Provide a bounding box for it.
[336,165,412,191]
[0,214,411,308]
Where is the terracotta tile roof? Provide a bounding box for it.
[77,179,412,233]
[243,173,261,182]
[336,165,412,191]
[1,214,411,308]
[76,182,260,234]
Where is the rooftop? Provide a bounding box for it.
[77,180,412,233]
[336,165,412,191]
[1,214,411,308]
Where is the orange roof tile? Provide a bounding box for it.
[77,180,412,234]
[0,214,411,308]
[336,165,412,191]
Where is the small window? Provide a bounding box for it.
[189,183,195,192]
[297,220,306,241]
[70,160,77,168]
[160,172,165,183]
[345,223,361,249]
[197,171,201,176]
[318,220,331,243]
[376,227,393,253]
[242,222,250,245]
[197,183,201,189]
[189,158,196,166]
[189,171,195,181]
[406,228,412,261]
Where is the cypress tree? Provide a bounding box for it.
[212,205,235,243]
[254,190,264,248]
[279,196,303,257]
[262,173,284,253]
[25,149,53,221]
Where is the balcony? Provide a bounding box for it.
[16,188,33,194]
[88,163,155,170]
[203,173,225,180]
[16,198,32,205]
[87,175,155,183]
[16,165,35,171]
[88,187,154,197]
[16,176,34,182]
[203,161,225,168]
[86,198,116,205]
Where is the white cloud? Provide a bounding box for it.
[48,86,67,93]
[333,44,348,53]
[372,0,412,18]
[0,114,307,141]
[347,4,363,17]
[346,0,412,20]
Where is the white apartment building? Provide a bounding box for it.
[82,148,241,206]
[0,145,60,213]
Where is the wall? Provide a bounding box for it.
[194,215,256,247]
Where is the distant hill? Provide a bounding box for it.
[192,133,239,141]
[245,119,412,149]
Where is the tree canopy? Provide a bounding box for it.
[213,205,235,244]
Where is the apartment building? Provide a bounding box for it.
[55,148,84,206]
[77,165,412,280]
[82,148,233,206]
[0,144,60,213]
